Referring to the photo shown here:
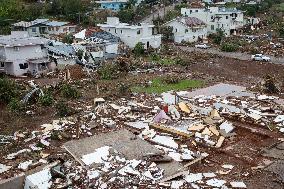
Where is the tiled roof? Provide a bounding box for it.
[177,17,205,27]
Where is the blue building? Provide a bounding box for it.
[95,0,128,11]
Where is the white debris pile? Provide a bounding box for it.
[168,171,247,188]
[51,146,164,188]
[181,93,284,133]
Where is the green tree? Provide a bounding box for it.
[160,26,173,41]
[117,8,135,23]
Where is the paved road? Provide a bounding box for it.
[177,46,284,64]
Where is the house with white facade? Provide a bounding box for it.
[0,31,54,76]
[181,6,244,36]
[12,19,76,37]
[163,17,207,43]
[97,17,161,49]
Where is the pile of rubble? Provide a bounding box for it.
[2,83,284,188]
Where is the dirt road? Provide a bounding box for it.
[178,46,284,64]
[140,3,178,24]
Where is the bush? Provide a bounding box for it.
[8,98,25,113]
[161,75,181,84]
[221,43,239,52]
[56,101,72,117]
[175,57,187,66]
[264,75,279,94]
[62,34,74,44]
[38,93,54,106]
[0,78,20,104]
[117,82,130,95]
[150,54,161,61]
[211,29,225,45]
[60,84,80,99]
[97,63,118,80]
[133,42,145,57]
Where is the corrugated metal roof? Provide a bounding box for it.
[12,19,49,28]
[45,21,70,27]
[91,31,120,43]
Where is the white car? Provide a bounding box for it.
[195,44,210,49]
[251,54,271,62]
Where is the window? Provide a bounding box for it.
[115,29,117,33]
[56,27,59,31]
[192,29,196,32]
[190,10,192,13]
[137,30,141,34]
[211,25,214,30]
[193,36,195,39]
[185,29,188,33]
[31,27,36,32]
[175,28,177,32]
[211,16,214,20]
[19,63,28,69]
[109,29,110,32]
[121,30,123,34]
[226,16,228,19]
[0,62,4,68]
[14,47,20,51]
[195,10,198,12]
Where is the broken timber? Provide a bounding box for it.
[149,124,193,138]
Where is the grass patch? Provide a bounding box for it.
[132,78,204,94]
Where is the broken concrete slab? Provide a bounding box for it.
[262,142,284,159]
[64,129,163,161]
[180,83,254,98]
[265,160,284,182]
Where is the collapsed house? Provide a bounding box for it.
[74,30,122,63]
[45,41,77,66]
[2,82,284,188]
[0,31,54,76]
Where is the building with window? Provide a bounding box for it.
[97,17,161,49]
[12,19,76,37]
[95,0,128,11]
[181,7,244,36]
[163,17,207,43]
[0,31,53,76]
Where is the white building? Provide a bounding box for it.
[98,17,161,49]
[181,7,244,36]
[163,17,207,43]
[0,31,55,76]
[12,19,76,37]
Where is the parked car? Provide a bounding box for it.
[195,44,210,49]
[251,54,271,62]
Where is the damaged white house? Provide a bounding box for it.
[12,19,77,37]
[163,17,207,43]
[0,31,54,76]
[98,17,161,49]
[181,7,244,36]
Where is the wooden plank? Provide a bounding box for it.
[149,124,193,138]
[183,154,208,168]
[63,145,86,167]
